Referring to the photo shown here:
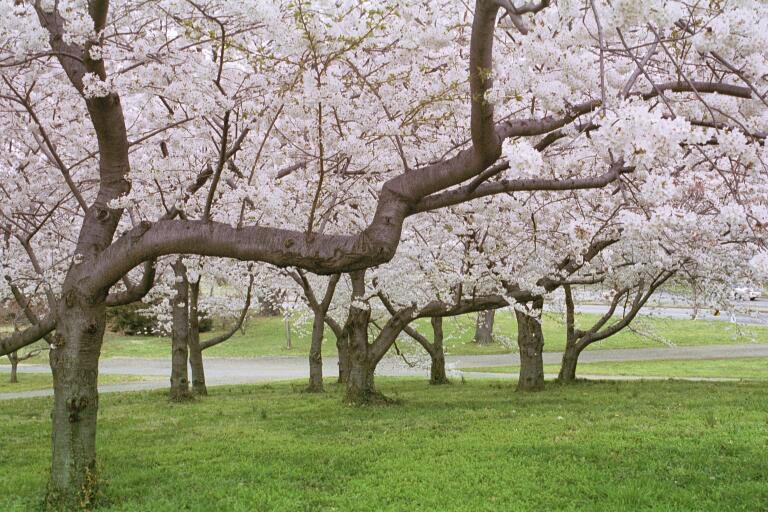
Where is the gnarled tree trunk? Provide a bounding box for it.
[187,279,207,396]
[515,297,544,392]
[344,271,377,403]
[474,309,495,345]
[48,293,106,509]
[170,259,191,401]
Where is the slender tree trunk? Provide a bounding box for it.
[336,330,350,384]
[307,308,325,392]
[9,352,18,384]
[47,295,106,509]
[429,317,449,385]
[284,313,292,350]
[474,309,495,345]
[187,280,207,396]
[515,298,545,392]
[170,260,191,401]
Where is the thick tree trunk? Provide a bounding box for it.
[307,309,325,392]
[515,299,545,392]
[344,271,379,403]
[47,296,106,509]
[474,309,495,345]
[187,280,207,396]
[170,260,191,401]
[9,353,18,384]
[429,317,449,385]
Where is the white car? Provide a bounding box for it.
[733,285,761,301]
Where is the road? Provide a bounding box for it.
[2,342,767,400]
[575,298,768,325]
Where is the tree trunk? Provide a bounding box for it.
[284,313,292,350]
[515,299,545,392]
[47,295,106,509]
[187,280,207,396]
[9,352,18,384]
[344,271,378,403]
[429,317,449,385]
[474,309,495,345]
[557,340,584,384]
[170,260,191,401]
[336,330,350,384]
[307,308,325,392]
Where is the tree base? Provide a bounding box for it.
[344,388,396,406]
[168,390,195,403]
[516,381,545,392]
[429,377,451,385]
[192,384,208,397]
[45,463,99,511]
[304,383,324,393]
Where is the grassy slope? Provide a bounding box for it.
[463,357,768,380]
[0,373,150,394]
[3,312,767,365]
[1,380,766,511]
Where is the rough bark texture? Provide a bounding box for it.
[429,317,449,385]
[515,298,545,392]
[344,271,379,403]
[187,280,207,396]
[47,294,105,510]
[474,309,495,345]
[169,260,191,401]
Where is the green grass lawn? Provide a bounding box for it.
[463,357,768,380]
[0,372,151,394]
[3,312,767,365]
[0,379,766,511]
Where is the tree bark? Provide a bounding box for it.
[187,279,207,396]
[307,308,326,392]
[336,329,350,384]
[515,298,545,392]
[9,352,18,384]
[47,295,105,509]
[169,259,191,401]
[429,317,449,385]
[558,343,581,383]
[344,271,378,403]
[474,309,495,345]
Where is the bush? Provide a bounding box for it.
[107,303,158,335]
[198,314,214,333]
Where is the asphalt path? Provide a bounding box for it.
[575,299,768,325]
[2,342,767,400]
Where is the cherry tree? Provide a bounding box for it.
[0,0,766,505]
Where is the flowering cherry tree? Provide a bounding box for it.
[0,0,766,505]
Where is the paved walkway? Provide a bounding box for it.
[1,343,766,400]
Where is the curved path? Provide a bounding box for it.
[2,342,767,400]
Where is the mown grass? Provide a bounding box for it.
[3,312,767,366]
[0,379,766,511]
[0,373,150,394]
[463,357,768,380]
